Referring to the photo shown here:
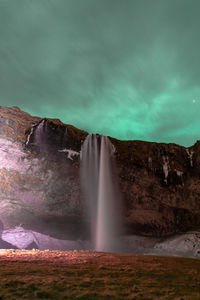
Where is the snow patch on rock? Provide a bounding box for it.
[110,143,116,155]
[2,226,34,249]
[25,127,34,146]
[186,148,194,167]
[154,231,200,257]
[175,169,183,177]
[162,156,170,184]
[2,226,91,251]
[58,149,80,160]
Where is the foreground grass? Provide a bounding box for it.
[0,250,199,299]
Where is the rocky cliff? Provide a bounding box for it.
[0,106,199,239]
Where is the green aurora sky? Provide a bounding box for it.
[0,0,200,146]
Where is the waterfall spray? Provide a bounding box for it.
[81,134,121,252]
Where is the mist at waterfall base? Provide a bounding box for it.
[81,134,123,253]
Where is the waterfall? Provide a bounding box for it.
[81,134,121,252]
[25,119,47,151]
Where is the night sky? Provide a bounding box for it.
[0,0,200,146]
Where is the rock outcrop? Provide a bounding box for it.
[0,105,199,239]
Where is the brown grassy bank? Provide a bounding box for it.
[0,250,199,299]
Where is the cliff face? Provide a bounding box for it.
[0,106,199,239]
[112,138,200,236]
[0,106,87,239]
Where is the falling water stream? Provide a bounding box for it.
[81,134,121,252]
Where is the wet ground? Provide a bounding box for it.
[0,249,199,299]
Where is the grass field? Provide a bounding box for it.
[0,250,199,299]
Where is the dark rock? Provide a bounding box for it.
[25,241,38,250]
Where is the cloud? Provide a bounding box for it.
[0,0,200,146]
